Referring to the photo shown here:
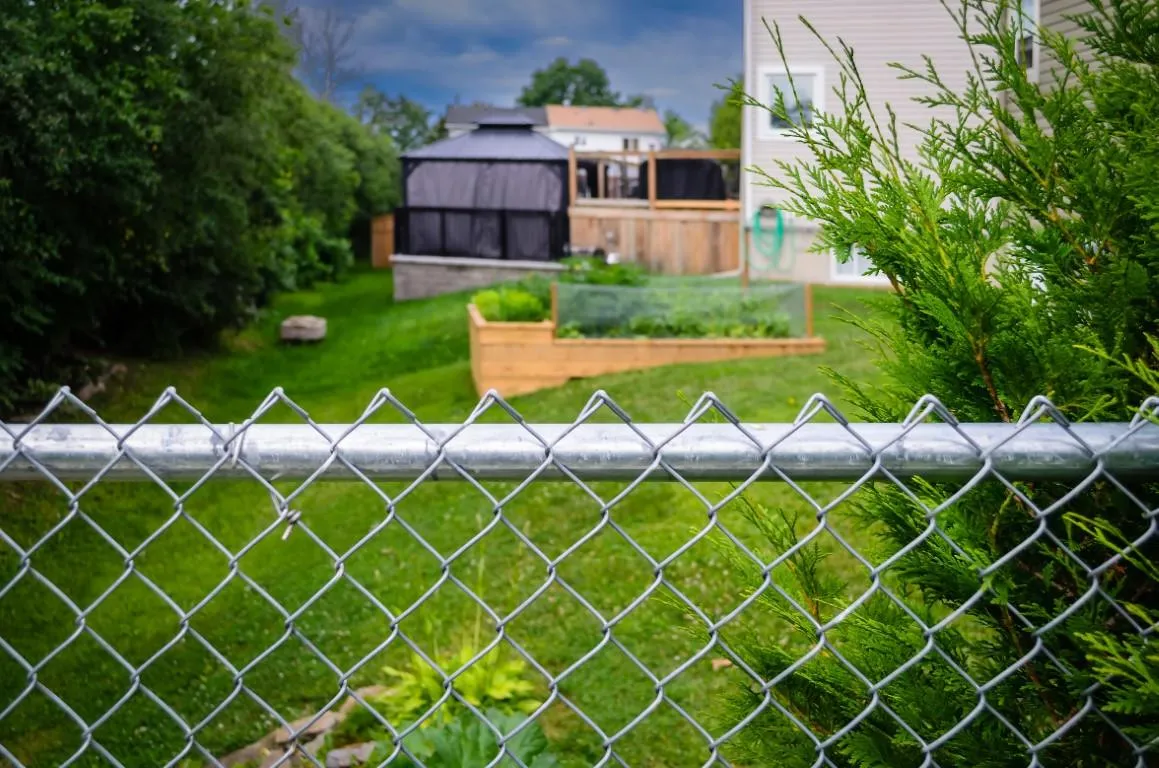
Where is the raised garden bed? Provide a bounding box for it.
[468,261,826,397]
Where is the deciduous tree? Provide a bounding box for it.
[517,58,621,107]
[663,110,706,148]
[0,0,398,413]
[356,87,436,152]
[708,77,743,148]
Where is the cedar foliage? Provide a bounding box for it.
[700,1,1159,764]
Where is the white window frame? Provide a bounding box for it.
[1014,0,1039,81]
[830,245,890,285]
[757,64,825,141]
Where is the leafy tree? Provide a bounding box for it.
[517,57,621,107]
[663,110,707,148]
[0,0,398,413]
[622,93,658,110]
[708,77,743,148]
[356,86,436,152]
[690,0,1159,765]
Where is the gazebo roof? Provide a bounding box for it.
[404,115,569,162]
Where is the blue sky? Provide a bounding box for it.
[320,0,742,129]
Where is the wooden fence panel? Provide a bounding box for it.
[371,213,394,269]
[568,205,739,275]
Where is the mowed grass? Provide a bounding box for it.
[0,269,893,767]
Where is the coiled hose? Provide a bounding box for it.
[749,205,791,273]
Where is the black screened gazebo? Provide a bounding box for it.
[396,114,570,262]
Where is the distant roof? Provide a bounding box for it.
[545,105,665,134]
[403,122,569,162]
[475,112,538,128]
[445,105,547,126]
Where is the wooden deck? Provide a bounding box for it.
[568,148,742,275]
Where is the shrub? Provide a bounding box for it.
[0,0,400,414]
[472,287,547,323]
[694,0,1159,765]
[559,255,646,287]
[376,709,559,768]
[326,645,542,749]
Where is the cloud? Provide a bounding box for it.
[343,5,740,128]
[349,0,614,36]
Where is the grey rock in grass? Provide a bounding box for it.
[280,315,327,342]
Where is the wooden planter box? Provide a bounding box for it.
[468,296,827,398]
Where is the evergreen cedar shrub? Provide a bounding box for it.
[690,1,1159,765]
[0,0,400,415]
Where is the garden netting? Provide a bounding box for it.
[554,281,808,339]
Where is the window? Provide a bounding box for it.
[1015,0,1037,72]
[758,66,823,139]
[831,245,888,284]
[622,137,639,151]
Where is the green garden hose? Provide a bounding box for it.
[749,205,792,273]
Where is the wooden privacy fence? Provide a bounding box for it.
[371,213,394,268]
[568,204,739,275]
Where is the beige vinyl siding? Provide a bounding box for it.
[743,0,974,284]
[1041,0,1093,43]
[1039,0,1096,87]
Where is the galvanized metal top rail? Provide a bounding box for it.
[3,422,1157,482]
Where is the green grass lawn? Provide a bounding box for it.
[0,269,892,767]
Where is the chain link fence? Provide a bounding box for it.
[1,387,1157,767]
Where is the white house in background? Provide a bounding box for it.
[440,104,667,152]
[541,105,666,152]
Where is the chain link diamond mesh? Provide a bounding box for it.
[1,387,1157,767]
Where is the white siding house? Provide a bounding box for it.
[440,105,666,151]
[741,0,974,285]
[740,0,1100,285]
[542,106,666,152]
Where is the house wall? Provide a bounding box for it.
[1040,0,1094,86]
[742,0,973,285]
[545,129,665,152]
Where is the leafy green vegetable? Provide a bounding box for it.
[473,287,547,323]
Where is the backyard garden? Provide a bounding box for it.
[471,257,808,340]
[5,0,1159,764]
[467,258,826,398]
[0,267,887,767]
